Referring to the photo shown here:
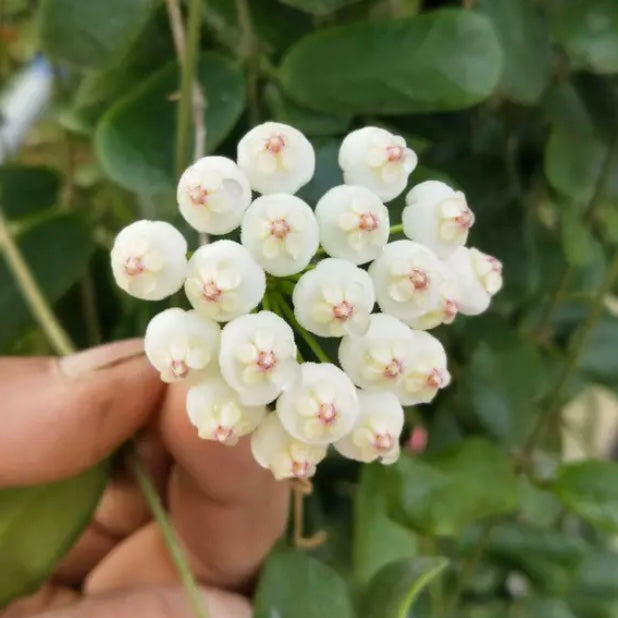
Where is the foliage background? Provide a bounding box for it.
[1,0,618,616]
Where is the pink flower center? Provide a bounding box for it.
[383,358,404,379]
[358,212,379,232]
[170,359,189,378]
[386,145,404,163]
[409,268,430,290]
[189,184,208,206]
[454,209,473,229]
[213,426,233,442]
[426,369,443,389]
[124,256,144,277]
[202,279,222,302]
[266,135,285,154]
[270,218,290,239]
[257,349,277,372]
[444,298,458,320]
[373,432,394,452]
[332,300,354,322]
[488,256,502,273]
[317,402,337,425]
[291,459,311,478]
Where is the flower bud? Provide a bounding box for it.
[405,426,428,454]
[276,362,359,445]
[240,193,319,276]
[338,127,417,202]
[292,258,375,337]
[334,390,403,464]
[237,121,315,195]
[338,314,450,405]
[402,181,475,258]
[251,413,327,480]
[186,375,266,445]
[369,240,444,321]
[219,311,299,405]
[443,246,503,315]
[110,220,187,301]
[184,240,266,322]
[177,156,251,235]
[144,308,220,383]
[315,185,389,265]
[405,267,460,330]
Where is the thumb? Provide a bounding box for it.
[18,585,251,618]
[0,340,165,487]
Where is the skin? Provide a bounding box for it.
[0,339,290,618]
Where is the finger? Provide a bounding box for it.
[87,382,289,593]
[161,382,289,590]
[52,427,171,585]
[4,585,251,618]
[0,340,165,486]
[0,584,78,618]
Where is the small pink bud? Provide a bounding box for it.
[406,426,428,454]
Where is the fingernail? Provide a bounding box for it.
[59,339,145,378]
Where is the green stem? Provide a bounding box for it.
[235,0,260,125]
[127,446,210,618]
[175,0,203,177]
[443,522,494,617]
[0,207,209,618]
[262,292,272,312]
[274,293,330,363]
[0,209,74,356]
[390,222,403,235]
[523,248,618,456]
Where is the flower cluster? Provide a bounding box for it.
[110,121,503,481]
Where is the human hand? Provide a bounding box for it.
[0,339,290,618]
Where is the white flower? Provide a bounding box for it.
[237,121,315,195]
[338,314,450,405]
[110,220,187,301]
[292,258,375,337]
[406,268,460,330]
[338,127,417,202]
[251,413,327,480]
[184,240,266,322]
[144,308,220,383]
[402,181,475,258]
[276,362,359,445]
[369,240,444,321]
[443,247,503,315]
[219,311,299,406]
[187,375,266,445]
[334,390,403,464]
[240,194,319,276]
[176,156,252,235]
[315,185,389,265]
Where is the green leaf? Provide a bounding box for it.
[39,0,158,70]
[95,52,245,194]
[476,0,553,104]
[561,208,600,267]
[354,464,419,584]
[0,212,95,352]
[460,320,548,446]
[0,166,60,220]
[553,460,618,532]
[550,0,618,74]
[253,548,354,618]
[544,125,608,204]
[578,318,618,389]
[296,139,343,205]
[363,556,448,618]
[0,462,110,605]
[279,9,503,115]
[387,439,518,537]
[264,83,351,137]
[277,0,358,15]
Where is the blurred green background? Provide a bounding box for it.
[1,0,618,616]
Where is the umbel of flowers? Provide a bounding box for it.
[110,122,503,481]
